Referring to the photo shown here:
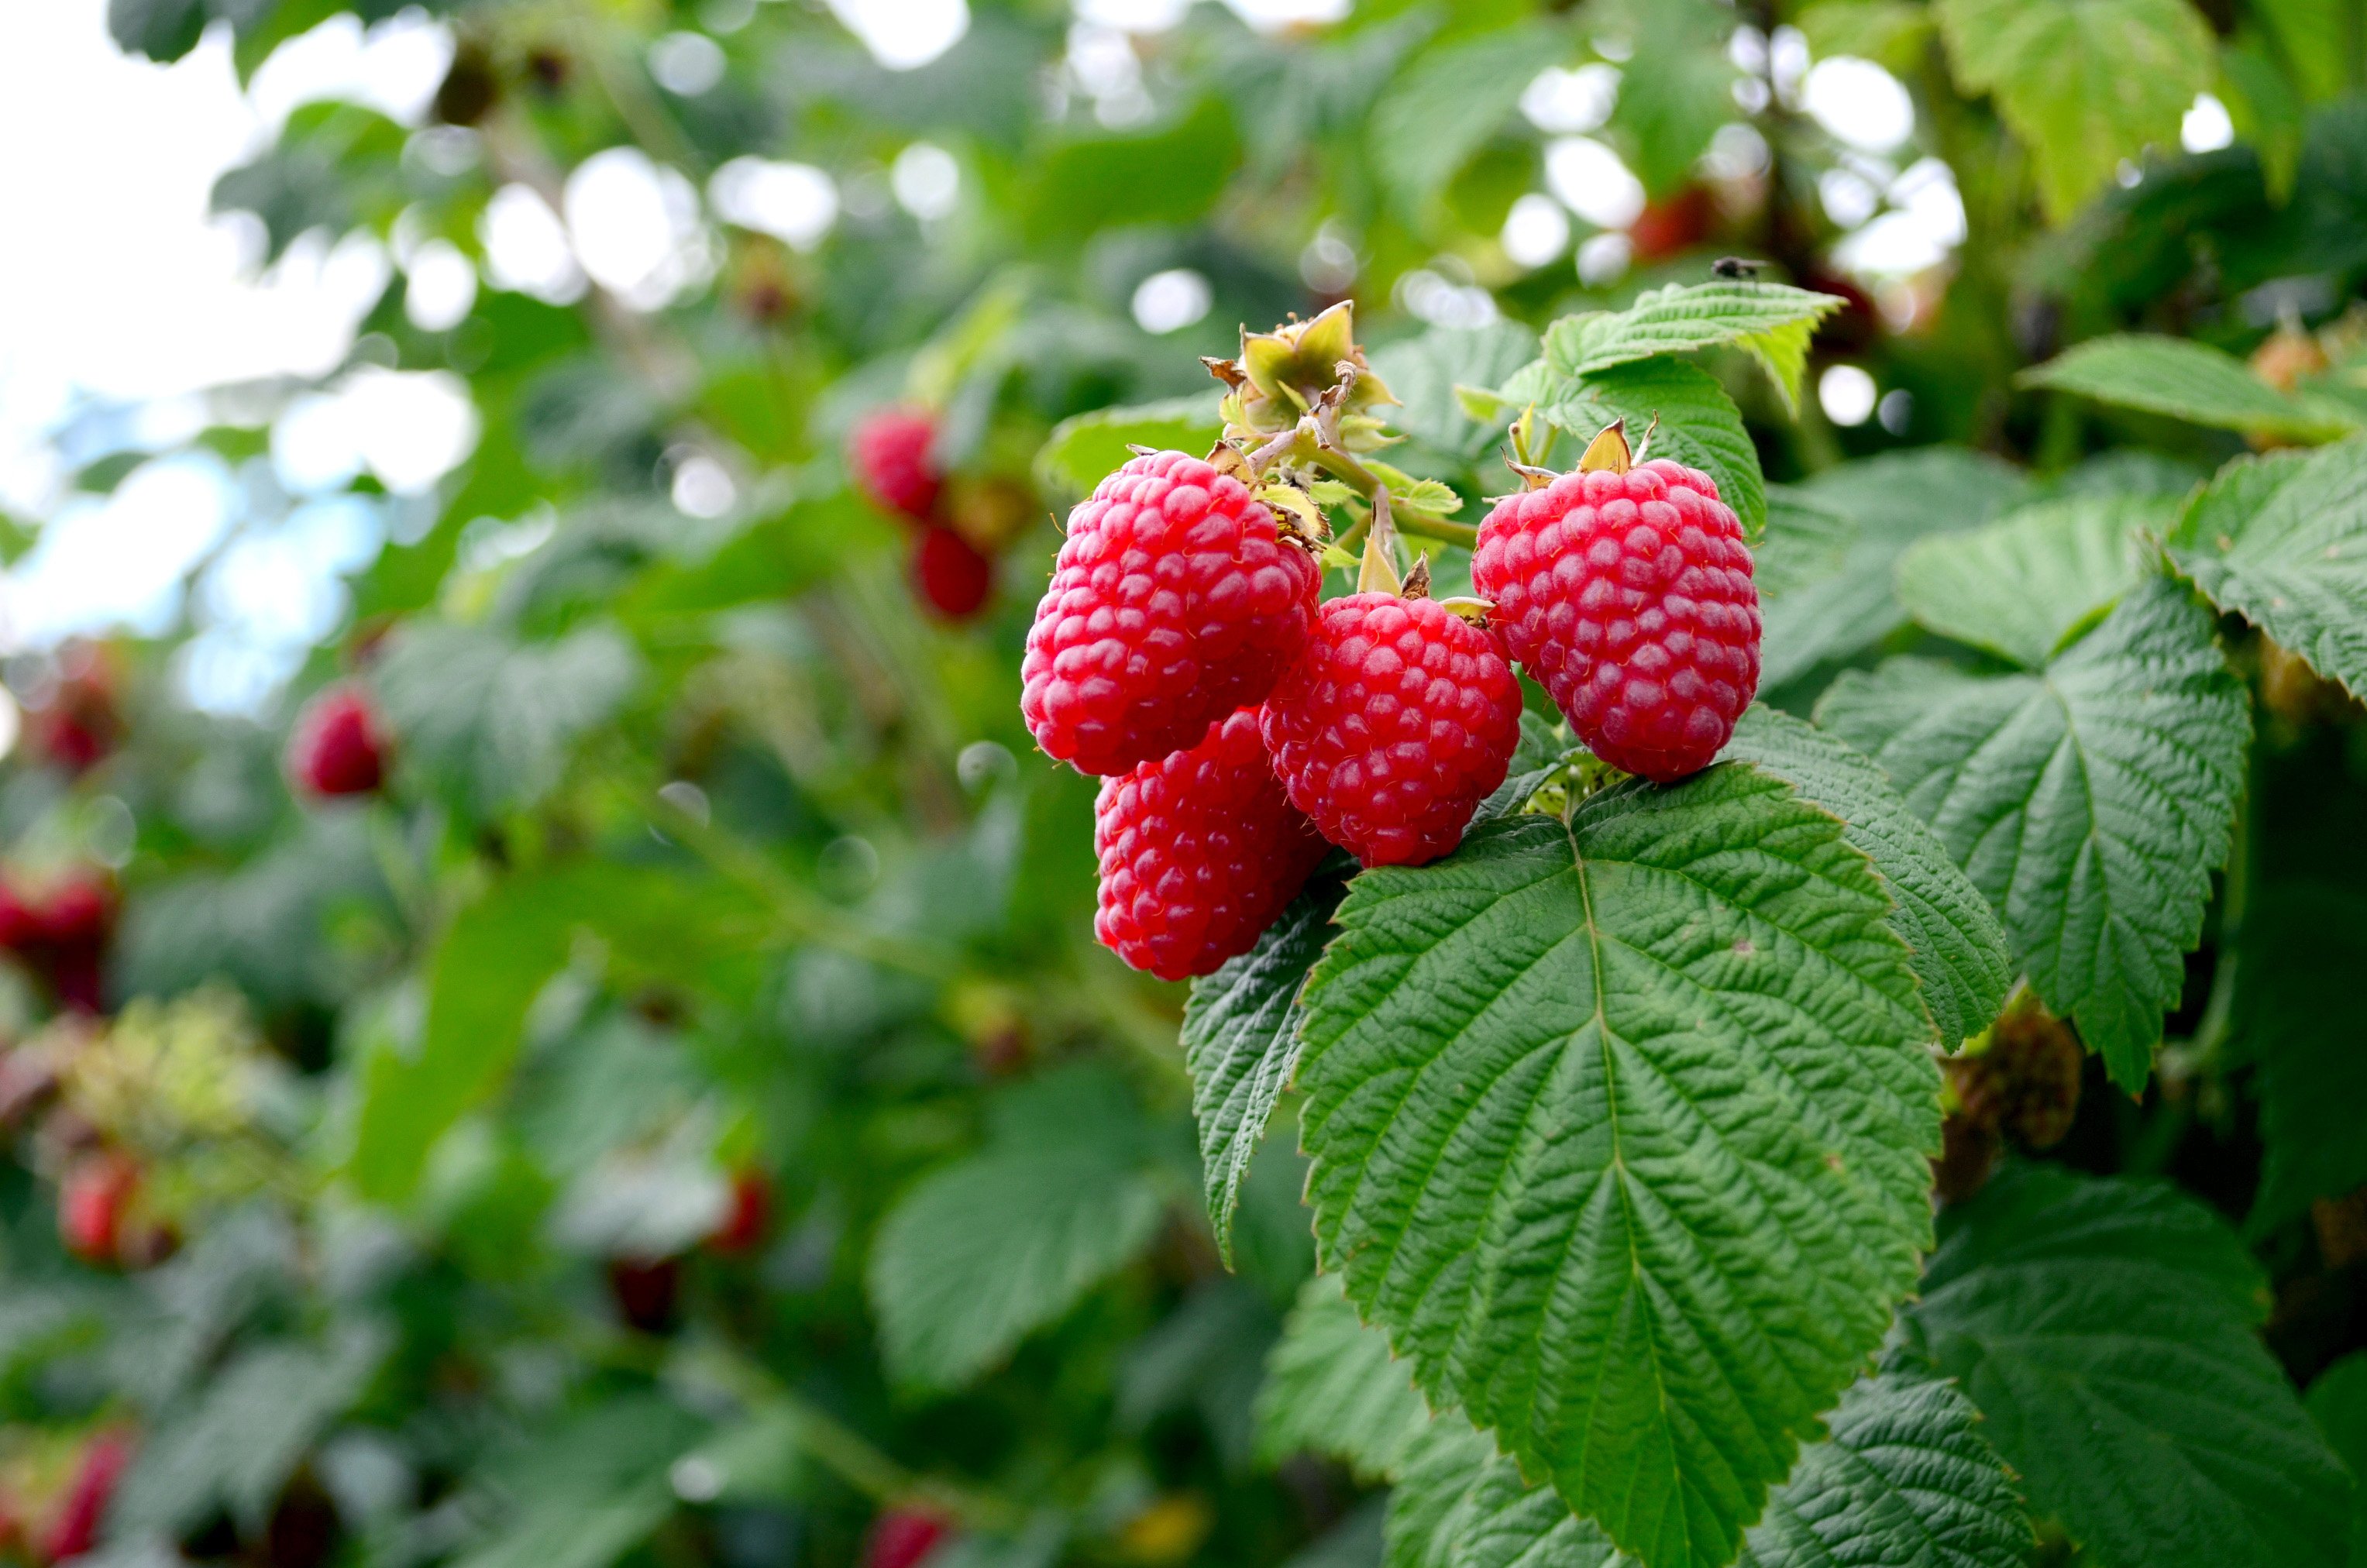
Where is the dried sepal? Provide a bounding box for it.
[1577,418,1633,475]
[1436,594,1495,625]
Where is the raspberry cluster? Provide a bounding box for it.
[849,407,1027,622]
[1474,459,1759,782]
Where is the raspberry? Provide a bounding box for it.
[1093,708,1330,981]
[1474,458,1759,782]
[289,683,387,797]
[851,406,943,521]
[867,1508,952,1568]
[1259,593,1522,868]
[42,1430,132,1565]
[60,1151,138,1266]
[1,873,113,1013]
[1024,449,1319,777]
[709,1168,772,1255]
[911,523,994,620]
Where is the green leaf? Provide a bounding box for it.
[869,1076,1168,1390]
[373,622,642,818]
[1796,2,1936,73]
[1726,707,2013,1048]
[1817,574,2250,1089]
[1598,0,1743,198]
[2169,440,2367,697]
[1371,23,1565,220]
[1900,1162,2351,1568]
[2238,882,2367,1233]
[1181,868,1348,1263]
[2305,1353,2367,1568]
[1475,710,1580,824]
[1386,1371,2028,1568]
[1760,449,2034,692]
[1371,322,1540,461]
[1935,0,2217,224]
[107,0,206,61]
[2021,335,2361,441]
[1034,395,1224,502]
[1546,283,1849,413]
[2255,0,2353,102]
[1254,1274,1434,1482]
[1753,487,1858,601]
[1894,494,2171,667]
[455,1396,707,1568]
[1536,357,1767,540]
[1024,96,1241,239]
[1296,765,1940,1568]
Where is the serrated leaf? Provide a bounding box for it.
[2169,439,2367,697]
[1935,0,2217,224]
[1817,573,2250,1089]
[1546,284,1848,412]
[1760,449,2034,692]
[1535,357,1767,539]
[1254,1274,1434,1482]
[1296,765,1940,1568]
[1727,707,2012,1048]
[1753,486,1858,601]
[1034,395,1224,501]
[1371,23,1566,220]
[2021,335,2361,441]
[1387,1371,2029,1568]
[1180,868,1349,1262]
[1895,494,2171,667]
[1899,1162,2350,1568]
[869,1081,1168,1390]
[1371,322,1540,461]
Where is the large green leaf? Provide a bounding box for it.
[1899,1162,2350,1568]
[1371,322,1540,462]
[1726,707,2012,1048]
[1545,283,1849,414]
[1254,1274,1434,1482]
[1816,573,2250,1088]
[1760,449,2034,693]
[1386,1371,2028,1568]
[2306,1353,2367,1568]
[1894,494,2170,668]
[1180,869,1348,1262]
[454,1396,708,1568]
[1295,765,1940,1568]
[2170,440,2367,697]
[1935,0,2217,223]
[1034,395,1224,502]
[1370,23,1565,219]
[1526,356,1767,539]
[2021,335,2361,442]
[1753,487,1858,601]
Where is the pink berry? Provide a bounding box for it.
[43,1429,132,1563]
[289,684,387,798]
[1259,594,1522,868]
[911,524,993,620]
[866,1508,952,1568]
[1093,708,1330,981]
[59,1152,138,1266]
[852,407,943,521]
[1474,459,1760,783]
[1023,449,1320,777]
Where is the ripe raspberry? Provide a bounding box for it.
[1474,459,1759,783]
[851,406,943,521]
[1094,708,1329,981]
[709,1168,772,1255]
[59,1151,138,1266]
[288,683,387,797]
[1024,449,1319,776]
[867,1508,952,1568]
[911,524,994,620]
[43,1430,132,1565]
[1259,594,1522,868]
[2,873,113,1013]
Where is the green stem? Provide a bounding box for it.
[1307,448,1477,548]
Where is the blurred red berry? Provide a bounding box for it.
[23,644,122,776]
[607,1257,682,1333]
[852,407,944,521]
[1627,187,1714,263]
[41,1430,132,1563]
[0,873,114,1014]
[58,1153,139,1267]
[710,1168,772,1255]
[912,525,994,620]
[288,684,387,798]
[866,1507,951,1568]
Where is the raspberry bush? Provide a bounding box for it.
[5,4,2367,1568]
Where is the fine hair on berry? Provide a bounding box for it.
[1023,449,1319,777]
[1092,707,1330,981]
[1474,458,1759,782]
[1260,593,1522,868]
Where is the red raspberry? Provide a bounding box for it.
[2,873,113,1014]
[1473,459,1759,783]
[59,1151,139,1266]
[709,1167,772,1255]
[1093,708,1330,981]
[911,524,993,620]
[43,1429,132,1563]
[288,683,387,797]
[1259,594,1522,868]
[851,406,943,521]
[866,1508,952,1568]
[1024,450,1319,776]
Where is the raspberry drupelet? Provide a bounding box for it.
[1474,455,1759,782]
[1092,707,1330,981]
[1023,449,1320,777]
[1259,593,1522,868]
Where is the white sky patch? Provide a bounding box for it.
[824,0,971,70]
[1819,364,1877,426]
[891,143,962,220]
[403,239,479,331]
[481,182,588,304]
[710,157,840,249]
[4,455,237,645]
[1802,57,1914,153]
[1502,194,1571,268]
[1522,64,1617,136]
[1546,136,1646,230]
[1220,0,1350,29]
[1833,156,1967,277]
[1073,0,1192,29]
[649,31,727,96]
